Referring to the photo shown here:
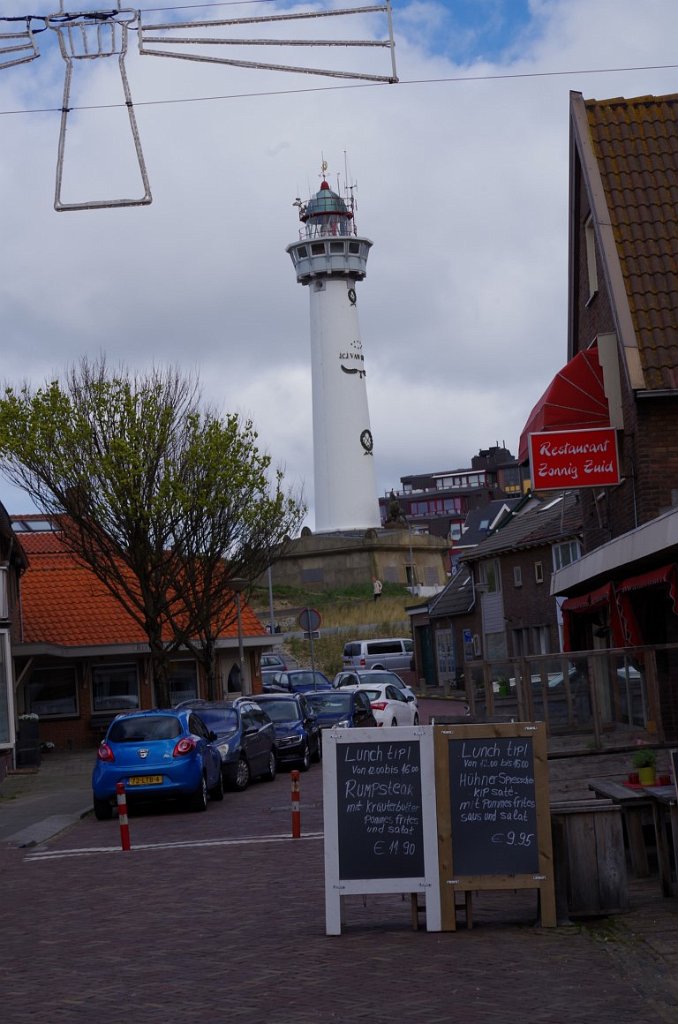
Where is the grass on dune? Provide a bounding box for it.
[249,581,425,678]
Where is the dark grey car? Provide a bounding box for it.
[177,699,277,791]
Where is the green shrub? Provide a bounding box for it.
[631,748,656,769]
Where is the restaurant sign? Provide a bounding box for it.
[529,427,620,490]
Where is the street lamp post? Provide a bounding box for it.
[230,578,249,695]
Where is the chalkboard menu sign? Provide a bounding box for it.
[336,739,425,880]
[323,727,441,934]
[433,722,555,930]
[448,735,538,875]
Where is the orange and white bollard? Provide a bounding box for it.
[116,781,131,851]
[291,769,301,839]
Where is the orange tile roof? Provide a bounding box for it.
[18,530,266,648]
[585,94,678,389]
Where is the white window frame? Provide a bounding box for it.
[534,561,544,584]
[552,539,582,573]
[513,566,523,588]
[0,630,15,748]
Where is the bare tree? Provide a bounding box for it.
[0,357,305,706]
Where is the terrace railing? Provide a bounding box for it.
[451,644,676,751]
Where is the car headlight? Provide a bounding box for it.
[335,718,351,728]
[218,742,231,756]
[277,734,300,747]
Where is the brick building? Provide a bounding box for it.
[409,493,582,688]
[525,91,678,739]
[380,446,529,543]
[0,505,28,773]
[10,516,273,750]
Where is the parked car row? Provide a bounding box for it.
[91,668,436,819]
[91,693,321,820]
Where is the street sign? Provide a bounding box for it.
[298,607,322,632]
[303,630,321,640]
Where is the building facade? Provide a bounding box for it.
[11,517,273,750]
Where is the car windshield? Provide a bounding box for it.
[194,708,238,731]
[108,716,182,742]
[259,700,301,723]
[288,672,319,685]
[306,692,351,713]
[362,672,402,688]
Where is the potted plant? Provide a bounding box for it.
[632,748,657,786]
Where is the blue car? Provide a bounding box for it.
[92,709,224,820]
[304,689,377,730]
[252,692,322,771]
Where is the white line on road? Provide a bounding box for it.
[24,831,324,861]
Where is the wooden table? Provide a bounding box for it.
[588,777,678,895]
[644,785,678,897]
[587,778,653,877]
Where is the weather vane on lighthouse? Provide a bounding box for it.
[0,2,398,211]
[287,160,381,533]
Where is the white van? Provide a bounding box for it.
[342,637,414,672]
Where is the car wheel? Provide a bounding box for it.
[299,743,311,772]
[231,756,250,792]
[311,734,322,763]
[93,797,112,821]
[262,751,277,782]
[189,775,208,812]
[413,712,420,726]
[209,772,224,802]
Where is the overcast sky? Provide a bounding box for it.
[1,0,677,527]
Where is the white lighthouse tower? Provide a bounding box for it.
[287,169,381,533]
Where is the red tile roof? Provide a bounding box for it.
[18,529,266,648]
[584,93,678,389]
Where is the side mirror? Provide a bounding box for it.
[406,694,415,702]
[208,730,218,741]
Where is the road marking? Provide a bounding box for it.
[24,831,324,861]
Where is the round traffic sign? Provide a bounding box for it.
[298,607,321,631]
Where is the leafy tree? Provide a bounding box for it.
[0,358,305,706]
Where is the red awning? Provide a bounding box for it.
[617,564,678,614]
[561,582,613,613]
[561,582,626,650]
[518,346,610,463]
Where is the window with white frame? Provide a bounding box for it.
[513,566,522,587]
[534,561,544,584]
[553,539,582,572]
[0,631,13,743]
[92,663,139,712]
[481,559,501,593]
[27,664,78,718]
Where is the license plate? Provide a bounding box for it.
[127,775,163,786]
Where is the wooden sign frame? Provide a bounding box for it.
[434,721,556,930]
[322,726,441,935]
